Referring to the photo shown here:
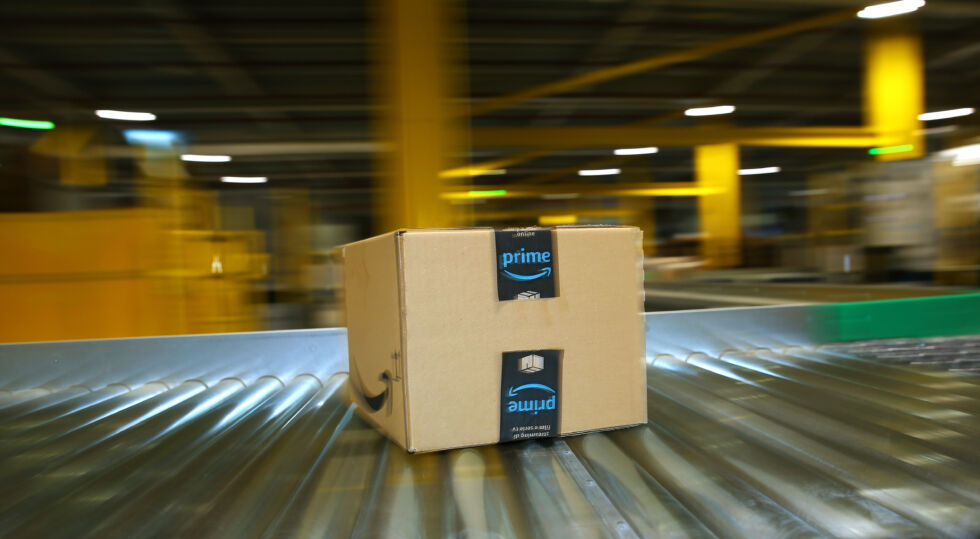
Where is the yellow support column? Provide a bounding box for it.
[864,18,924,160]
[696,144,741,268]
[374,0,461,232]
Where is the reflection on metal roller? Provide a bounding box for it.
[0,305,978,538]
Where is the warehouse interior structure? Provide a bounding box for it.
[1,0,980,537]
[0,0,978,341]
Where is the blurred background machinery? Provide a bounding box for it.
[0,0,978,341]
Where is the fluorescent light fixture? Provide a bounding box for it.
[221,176,267,184]
[0,117,55,130]
[95,109,156,121]
[869,144,914,155]
[738,166,781,175]
[857,0,925,19]
[123,129,180,147]
[684,105,735,117]
[918,108,974,121]
[181,154,232,163]
[478,169,507,176]
[578,168,620,176]
[614,146,658,156]
[467,189,507,197]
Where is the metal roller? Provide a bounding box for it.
[0,315,978,538]
[647,358,980,537]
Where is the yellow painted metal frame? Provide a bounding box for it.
[471,126,889,149]
[0,208,265,343]
[864,19,924,161]
[373,0,461,231]
[442,182,720,200]
[696,144,741,268]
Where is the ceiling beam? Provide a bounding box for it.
[469,9,855,116]
[531,0,662,127]
[0,47,87,100]
[471,126,883,149]
[443,182,718,200]
[149,1,300,134]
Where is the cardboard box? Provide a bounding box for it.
[341,226,646,452]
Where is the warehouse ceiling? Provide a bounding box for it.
[0,0,978,217]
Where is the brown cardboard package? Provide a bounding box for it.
[341,226,646,452]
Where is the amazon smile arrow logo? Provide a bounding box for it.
[501,266,552,281]
[349,360,391,414]
[507,383,556,397]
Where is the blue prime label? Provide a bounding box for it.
[500,349,561,442]
[493,228,556,301]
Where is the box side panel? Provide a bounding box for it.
[401,227,645,452]
[562,226,647,431]
[341,232,408,449]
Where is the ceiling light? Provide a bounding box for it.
[578,168,620,176]
[467,189,508,197]
[123,129,180,146]
[918,108,974,121]
[182,154,232,163]
[478,169,507,176]
[614,147,658,156]
[857,0,925,19]
[738,166,781,175]
[95,110,156,121]
[221,176,267,184]
[869,144,914,155]
[684,105,735,117]
[0,117,55,130]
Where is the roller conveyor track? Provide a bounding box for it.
[1,337,979,538]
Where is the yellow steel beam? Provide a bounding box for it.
[471,126,885,149]
[440,148,556,179]
[443,182,719,200]
[462,207,638,221]
[373,0,460,231]
[864,18,924,161]
[470,10,853,117]
[696,144,741,268]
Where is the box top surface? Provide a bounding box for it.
[397,225,632,235]
[340,226,637,250]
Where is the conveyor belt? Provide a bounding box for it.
[1,335,979,538]
[644,281,963,311]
